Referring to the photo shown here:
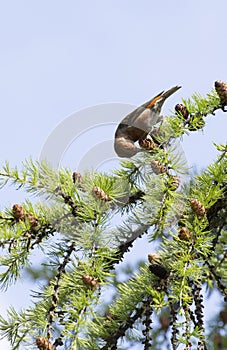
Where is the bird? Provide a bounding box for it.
[114,86,181,158]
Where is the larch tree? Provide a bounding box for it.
[0,81,226,350]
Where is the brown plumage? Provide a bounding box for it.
[114,86,181,157]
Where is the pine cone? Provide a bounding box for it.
[169,175,181,190]
[12,204,25,220]
[139,135,158,151]
[26,213,39,232]
[72,171,82,184]
[12,204,39,231]
[178,227,191,241]
[148,253,161,264]
[175,103,189,119]
[149,263,169,279]
[36,337,54,350]
[150,160,165,174]
[82,274,99,290]
[93,186,110,202]
[148,253,169,279]
[190,199,206,217]
[215,80,227,106]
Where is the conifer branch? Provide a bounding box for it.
[0,81,226,349]
[46,241,76,340]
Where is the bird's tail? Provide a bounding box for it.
[161,85,181,100]
[145,85,181,109]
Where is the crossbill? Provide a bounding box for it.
[114,86,181,157]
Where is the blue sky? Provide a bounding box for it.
[0,1,226,349]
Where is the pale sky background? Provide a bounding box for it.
[0,1,226,349]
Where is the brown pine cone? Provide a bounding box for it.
[93,186,110,202]
[169,175,181,191]
[36,337,54,350]
[150,160,165,174]
[12,204,25,221]
[215,80,227,106]
[148,253,169,279]
[178,227,191,241]
[149,263,169,279]
[139,135,158,151]
[72,171,82,184]
[190,199,206,217]
[25,213,39,232]
[82,274,99,290]
[175,103,189,119]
